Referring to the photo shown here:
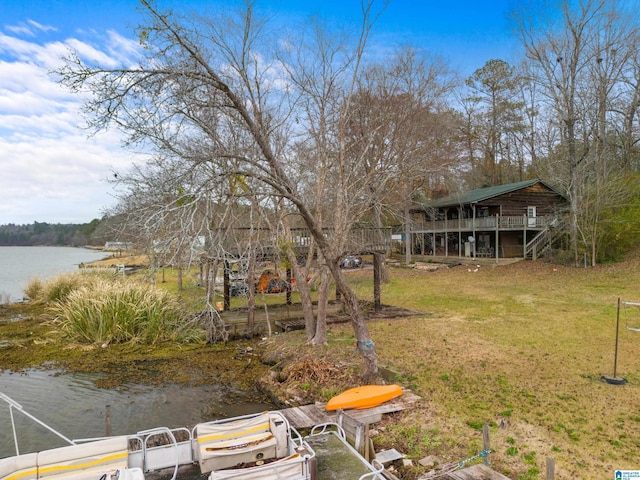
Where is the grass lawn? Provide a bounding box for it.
[334,257,640,479]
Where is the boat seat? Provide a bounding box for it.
[36,436,129,479]
[208,453,306,480]
[196,412,289,474]
[0,452,38,480]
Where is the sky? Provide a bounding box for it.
[0,0,520,225]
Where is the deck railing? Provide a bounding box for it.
[524,217,566,260]
[412,215,551,233]
[205,227,393,257]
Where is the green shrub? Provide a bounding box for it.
[49,277,201,345]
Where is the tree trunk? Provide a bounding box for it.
[223,261,230,310]
[313,266,331,346]
[294,204,378,378]
[205,258,218,304]
[327,261,378,379]
[246,251,256,336]
[404,205,412,264]
[284,245,316,341]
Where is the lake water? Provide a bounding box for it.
[0,246,110,303]
[0,246,275,457]
[0,369,273,458]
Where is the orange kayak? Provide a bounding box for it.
[326,384,402,411]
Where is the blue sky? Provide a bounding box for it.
[0,0,519,225]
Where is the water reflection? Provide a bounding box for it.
[0,369,274,457]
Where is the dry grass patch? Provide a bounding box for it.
[320,257,640,479]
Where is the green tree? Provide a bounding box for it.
[464,59,526,186]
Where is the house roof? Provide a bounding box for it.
[421,179,562,209]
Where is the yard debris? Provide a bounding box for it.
[375,448,405,465]
[418,455,440,468]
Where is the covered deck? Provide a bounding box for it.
[411,214,554,260]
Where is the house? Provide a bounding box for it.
[410,179,569,260]
[104,241,133,251]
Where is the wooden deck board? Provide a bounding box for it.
[280,389,421,430]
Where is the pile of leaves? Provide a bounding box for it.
[257,337,362,407]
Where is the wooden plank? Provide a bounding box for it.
[347,411,383,425]
[336,410,366,453]
[340,389,421,421]
[281,389,421,430]
[280,404,332,430]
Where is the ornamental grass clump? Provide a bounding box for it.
[26,271,117,303]
[51,278,200,345]
[23,277,44,302]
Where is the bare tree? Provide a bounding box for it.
[343,48,458,264]
[514,0,604,264]
[58,0,390,378]
[513,0,640,264]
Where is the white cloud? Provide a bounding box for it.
[27,20,57,34]
[4,20,57,38]
[0,26,142,224]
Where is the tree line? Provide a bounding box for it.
[0,220,108,247]
[56,0,640,376]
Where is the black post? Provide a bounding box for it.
[223,261,230,311]
[613,297,621,378]
[373,253,382,313]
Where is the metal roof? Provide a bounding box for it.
[421,179,559,209]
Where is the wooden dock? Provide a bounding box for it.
[219,302,344,336]
[279,391,510,480]
[278,389,422,430]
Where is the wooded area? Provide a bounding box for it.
[0,220,105,246]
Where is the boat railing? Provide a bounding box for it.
[137,426,188,480]
[305,422,385,480]
[1,392,76,455]
[192,410,317,480]
[1,392,192,480]
[359,459,385,480]
[308,421,347,439]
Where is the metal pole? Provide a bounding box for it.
[0,393,75,449]
[614,297,621,378]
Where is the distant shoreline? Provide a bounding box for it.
[0,246,114,304]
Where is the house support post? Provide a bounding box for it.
[458,207,463,257]
[444,214,449,257]
[404,206,412,264]
[472,205,477,258]
[495,214,499,260]
[523,214,528,258]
